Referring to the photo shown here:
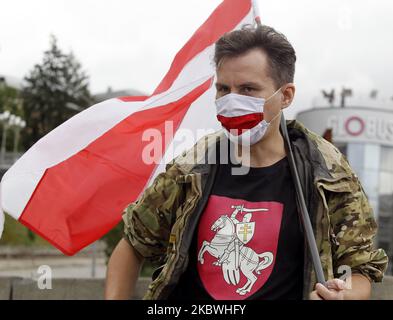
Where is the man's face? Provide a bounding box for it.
[215,48,284,123]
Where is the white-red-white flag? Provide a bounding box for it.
[0,0,255,255]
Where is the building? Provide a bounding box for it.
[93,87,147,103]
[296,95,393,274]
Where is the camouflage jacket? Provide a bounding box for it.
[122,119,389,300]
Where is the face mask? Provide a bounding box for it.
[215,87,282,146]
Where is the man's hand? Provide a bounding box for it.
[309,279,347,300]
[309,274,372,300]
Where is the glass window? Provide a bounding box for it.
[379,172,393,196]
[380,147,393,173]
[346,143,364,174]
[364,144,380,170]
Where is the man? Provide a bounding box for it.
[105,25,388,300]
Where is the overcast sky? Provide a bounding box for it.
[1,0,392,118]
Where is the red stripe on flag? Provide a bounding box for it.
[118,96,149,102]
[19,78,213,255]
[152,0,252,95]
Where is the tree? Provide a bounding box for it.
[0,81,22,116]
[22,35,93,149]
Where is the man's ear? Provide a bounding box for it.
[281,83,295,109]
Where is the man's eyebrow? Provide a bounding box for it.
[215,82,265,89]
[238,82,263,88]
[215,82,263,88]
[215,82,228,88]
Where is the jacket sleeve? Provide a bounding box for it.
[327,163,389,283]
[122,162,184,264]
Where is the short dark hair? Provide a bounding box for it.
[214,24,296,88]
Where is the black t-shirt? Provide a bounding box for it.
[168,156,304,300]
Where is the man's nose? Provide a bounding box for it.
[229,88,242,94]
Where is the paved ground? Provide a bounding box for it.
[0,256,107,279]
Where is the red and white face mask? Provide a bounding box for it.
[215,88,282,146]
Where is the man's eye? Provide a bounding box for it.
[217,87,229,93]
[243,87,254,93]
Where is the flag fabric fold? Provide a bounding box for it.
[0,0,255,254]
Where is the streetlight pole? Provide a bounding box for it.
[0,111,26,165]
[0,111,10,164]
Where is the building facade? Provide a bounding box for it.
[297,106,393,274]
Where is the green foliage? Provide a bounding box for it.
[0,214,49,246]
[21,35,93,149]
[0,85,23,116]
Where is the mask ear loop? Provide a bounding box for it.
[263,87,283,123]
[265,86,283,103]
[266,109,282,125]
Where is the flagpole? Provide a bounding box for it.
[251,0,327,288]
[252,0,262,26]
